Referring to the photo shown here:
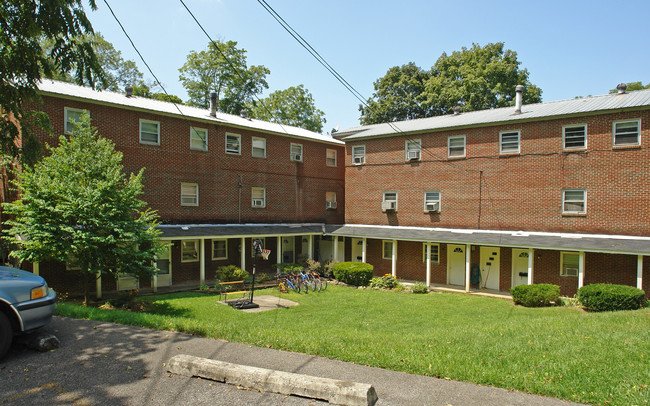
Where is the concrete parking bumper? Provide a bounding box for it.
[168,354,378,406]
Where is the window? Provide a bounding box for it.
[225,133,241,155]
[190,127,208,151]
[212,239,228,260]
[382,192,397,212]
[563,124,587,149]
[181,183,198,206]
[290,143,303,162]
[562,189,586,214]
[352,145,366,164]
[326,149,337,167]
[499,131,520,154]
[252,137,266,158]
[560,252,580,277]
[424,191,441,212]
[382,240,394,260]
[181,240,199,262]
[140,119,160,145]
[64,107,87,134]
[448,135,466,158]
[613,119,641,146]
[422,243,440,264]
[326,191,337,209]
[251,187,266,208]
[405,139,421,160]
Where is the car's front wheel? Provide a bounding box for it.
[0,312,13,359]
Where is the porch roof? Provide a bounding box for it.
[157,223,326,239]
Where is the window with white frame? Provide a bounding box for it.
[326,149,337,167]
[562,189,586,214]
[563,124,587,149]
[190,127,208,151]
[422,243,440,264]
[251,187,266,208]
[252,137,266,158]
[613,119,641,146]
[448,135,466,158]
[212,239,228,260]
[560,252,580,277]
[181,240,199,262]
[499,130,520,154]
[181,183,198,206]
[382,192,397,211]
[326,191,337,209]
[405,139,421,160]
[140,119,160,145]
[290,143,303,162]
[64,107,87,134]
[424,191,441,212]
[382,240,394,260]
[225,133,241,154]
[352,145,366,164]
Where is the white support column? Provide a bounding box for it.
[637,255,644,290]
[578,251,585,289]
[465,244,471,292]
[240,237,246,271]
[308,235,314,260]
[96,271,102,299]
[527,248,534,285]
[199,238,205,285]
[276,236,282,264]
[152,273,158,293]
[391,240,397,277]
[33,262,39,276]
[333,236,339,263]
[362,238,367,263]
[426,243,431,286]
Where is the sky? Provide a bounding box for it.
[85,0,650,133]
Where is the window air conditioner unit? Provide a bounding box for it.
[381,201,396,212]
[353,156,365,165]
[326,201,337,209]
[408,150,420,160]
[294,154,302,161]
[252,199,264,207]
[426,202,440,212]
[564,266,578,277]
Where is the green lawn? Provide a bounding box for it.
[57,286,650,405]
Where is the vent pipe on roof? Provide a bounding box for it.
[240,109,250,120]
[209,92,217,117]
[125,85,133,97]
[514,85,524,114]
[616,83,627,94]
[453,105,461,115]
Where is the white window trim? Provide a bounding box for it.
[560,251,580,277]
[382,240,394,260]
[448,135,466,158]
[181,240,200,263]
[352,145,366,165]
[212,239,228,260]
[190,127,208,151]
[290,143,303,162]
[405,139,422,161]
[562,124,587,150]
[326,149,337,167]
[612,119,641,147]
[64,107,87,135]
[424,191,441,212]
[252,137,267,158]
[139,119,160,145]
[251,187,266,208]
[562,189,586,214]
[499,130,520,154]
[422,243,440,264]
[181,183,199,206]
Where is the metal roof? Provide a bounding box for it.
[338,89,650,140]
[157,223,326,239]
[37,80,343,145]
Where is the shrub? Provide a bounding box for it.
[332,262,373,286]
[369,274,399,289]
[272,262,302,274]
[410,282,429,294]
[510,284,560,307]
[322,259,338,278]
[215,265,249,282]
[577,283,647,312]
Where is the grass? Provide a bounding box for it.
[57,286,650,405]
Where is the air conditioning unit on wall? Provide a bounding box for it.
[252,199,264,207]
[381,201,396,212]
[353,156,364,164]
[294,154,302,161]
[326,201,337,209]
[426,202,440,212]
[408,150,420,160]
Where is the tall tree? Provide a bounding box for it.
[249,85,326,133]
[609,81,650,93]
[178,40,270,114]
[3,113,162,303]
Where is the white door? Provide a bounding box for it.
[282,236,295,263]
[511,249,530,288]
[156,245,172,287]
[480,247,500,290]
[351,238,364,262]
[447,244,466,286]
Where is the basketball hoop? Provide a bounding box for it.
[260,249,271,260]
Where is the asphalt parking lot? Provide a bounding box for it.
[0,316,583,406]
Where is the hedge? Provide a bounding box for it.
[510,284,560,307]
[332,262,373,286]
[576,283,647,312]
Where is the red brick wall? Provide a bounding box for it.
[344,110,650,236]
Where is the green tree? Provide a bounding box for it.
[249,85,326,133]
[178,40,270,113]
[132,84,184,104]
[609,81,650,93]
[3,113,163,303]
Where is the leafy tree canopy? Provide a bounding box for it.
[609,81,650,93]
[360,43,542,125]
[179,40,270,114]
[3,113,163,302]
[249,85,326,133]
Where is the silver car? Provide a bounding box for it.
[0,266,57,359]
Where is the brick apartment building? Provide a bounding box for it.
[14,81,650,297]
